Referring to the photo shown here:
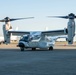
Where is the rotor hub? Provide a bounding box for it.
[4,17,10,22]
[68,13,75,19]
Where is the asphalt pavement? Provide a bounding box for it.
[0,48,76,75]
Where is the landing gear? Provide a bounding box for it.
[20,47,24,51]
[18,43,25,51]
[32,48,36,51]
[49,46,53,51]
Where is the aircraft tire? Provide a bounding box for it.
[32,48,36,51]
[49,46,53,51]
[20,47,24,51]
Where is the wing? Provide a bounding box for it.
[50,35,67,41]
[8,31,30,36]
[41,29,67,36]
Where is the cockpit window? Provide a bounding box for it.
[20,35,29,42]
[24,36,29,41]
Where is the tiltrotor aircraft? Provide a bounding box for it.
[0,13,75,51]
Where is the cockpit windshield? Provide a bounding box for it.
[20,35,29,42]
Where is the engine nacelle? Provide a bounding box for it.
[67,20,75,44]
[3,25,11,44]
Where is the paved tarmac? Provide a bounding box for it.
[0,45,76,75]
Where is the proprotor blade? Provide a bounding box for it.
[0,19,5,22]
[0,17,34,22]
[10,17,34,21]
[47,16,68,19]
[47,13,76,19]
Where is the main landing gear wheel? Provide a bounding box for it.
[20,47,24,51]
[32,48,36,51]
[49,46,53,51]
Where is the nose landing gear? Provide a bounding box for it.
[49,46,53,51]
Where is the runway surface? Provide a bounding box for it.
[0,44,76,75]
